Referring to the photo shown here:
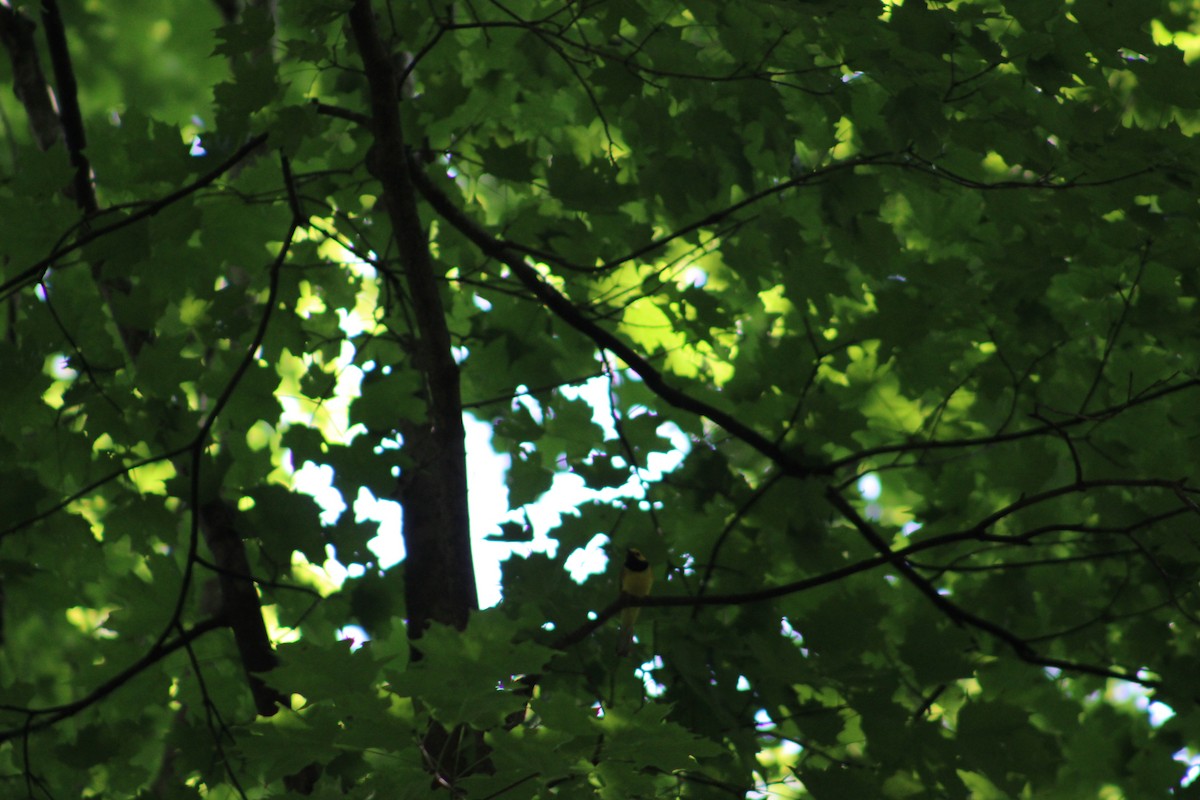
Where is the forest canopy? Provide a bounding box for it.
[3,0,1200,797]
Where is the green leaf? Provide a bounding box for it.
[388,612,555,728]
[486,520,533,542]
[10,2,1200,796]
[572,452,628,489]
[507,451,554,507]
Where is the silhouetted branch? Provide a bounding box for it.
[0,4,57,149]
[0,132,270,301]
[409,154,827,480]
[40,0,94,213]
[828,377,1200,471]
[0,617,227,743]
[824,486,1159,688]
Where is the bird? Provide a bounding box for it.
[616,548,653,656]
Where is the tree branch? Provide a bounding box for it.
[823,487,1159,688]
[0,132,270,301]
[827,377,1200,471]
[40,0,94,213]
[408,155,826,480]
[0,617,227,743]
[0,4,58,149]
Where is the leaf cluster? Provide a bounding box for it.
[3,0,1200,797]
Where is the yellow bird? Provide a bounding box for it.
[616,548,654,656]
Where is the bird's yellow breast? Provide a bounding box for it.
[621,548,653,597]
